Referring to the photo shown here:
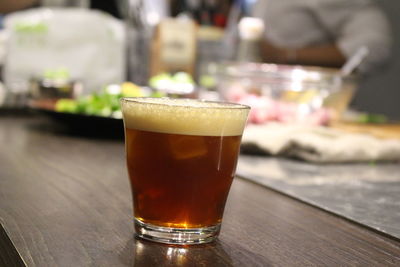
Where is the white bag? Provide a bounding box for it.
[3,8,126,95]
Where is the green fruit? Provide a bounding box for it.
[173,72,194,84]
[55,99,78,113]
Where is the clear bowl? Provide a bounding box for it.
[215,62,358,125]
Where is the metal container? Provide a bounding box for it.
[29,77,82,100]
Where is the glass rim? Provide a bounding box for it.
[120,97,251,110]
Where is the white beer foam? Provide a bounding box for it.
[121,98,250,136]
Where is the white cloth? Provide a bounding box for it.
[251,0,392,73]
[242,123,400,163]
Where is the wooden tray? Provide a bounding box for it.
[330,121,400,139]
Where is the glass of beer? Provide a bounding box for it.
[120,98,250,245]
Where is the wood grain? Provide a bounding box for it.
[0,115,399,266]
[0,223,26,267]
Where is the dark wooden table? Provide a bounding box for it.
[1,115,399,266]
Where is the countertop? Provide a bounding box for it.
[237,156,400,240]
[0,115,399,266]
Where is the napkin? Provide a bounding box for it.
[241,123,400,163]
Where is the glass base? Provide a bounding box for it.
[134,219,220,245]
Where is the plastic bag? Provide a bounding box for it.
[3,8,125,95]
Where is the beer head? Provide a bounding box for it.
[121,98,250,136]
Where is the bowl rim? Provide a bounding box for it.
[216,62,358,85]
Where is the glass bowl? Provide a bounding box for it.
[215,62,358,125]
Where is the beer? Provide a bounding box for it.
[126,128,242,228]
[121,98,249,244]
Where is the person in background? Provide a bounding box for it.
[251,0,392,73]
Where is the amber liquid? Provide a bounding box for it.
[125,127,242,229]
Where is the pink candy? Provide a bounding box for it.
[230,93,331,126]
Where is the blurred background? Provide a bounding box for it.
[352,0,400,120]
[0,0,399,122]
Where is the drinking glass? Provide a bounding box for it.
[121,97,249,245]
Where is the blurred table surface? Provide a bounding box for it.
[0,114,400,266]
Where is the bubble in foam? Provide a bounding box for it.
[121,98,250,136]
